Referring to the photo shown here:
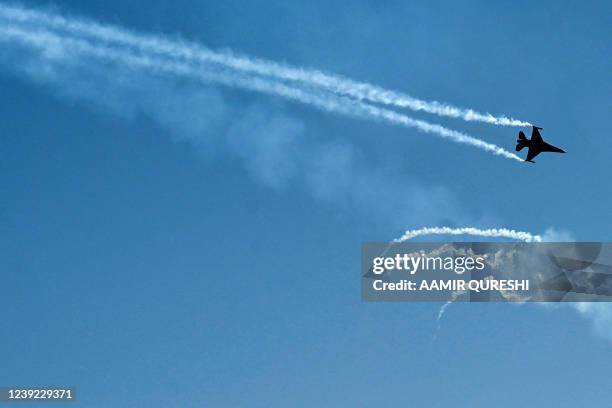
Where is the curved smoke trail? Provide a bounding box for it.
[395,226,542,243]
[0,3,531,127]
[393,226,542,339]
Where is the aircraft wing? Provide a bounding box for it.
[531,126,543,143]
[526,146,540,162]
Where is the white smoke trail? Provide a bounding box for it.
[0,3,531,127]
[395,226,542,243]
[393,225,542,340]
[374,225,540,274]
[432,299,454,341]
[0,23,522,161]
[437,301,452,321]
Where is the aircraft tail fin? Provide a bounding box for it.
[516,131,528,151]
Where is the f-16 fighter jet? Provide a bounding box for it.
[516,126,565,163]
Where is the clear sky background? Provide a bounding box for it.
[1,1,611,407]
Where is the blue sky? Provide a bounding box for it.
[1,1,611,406]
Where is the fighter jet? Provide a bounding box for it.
[516,126,565,163]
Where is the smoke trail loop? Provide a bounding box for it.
[395,226,542,243]
[393,226,542,341]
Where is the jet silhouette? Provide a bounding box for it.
[516,126,565,163]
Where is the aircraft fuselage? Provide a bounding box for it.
[516,126,565,163]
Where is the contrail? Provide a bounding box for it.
[373,225,540,272]
[0,22,522,160]
[0,3,531,127]
[395,226,542,243]
[393,225,542,340]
